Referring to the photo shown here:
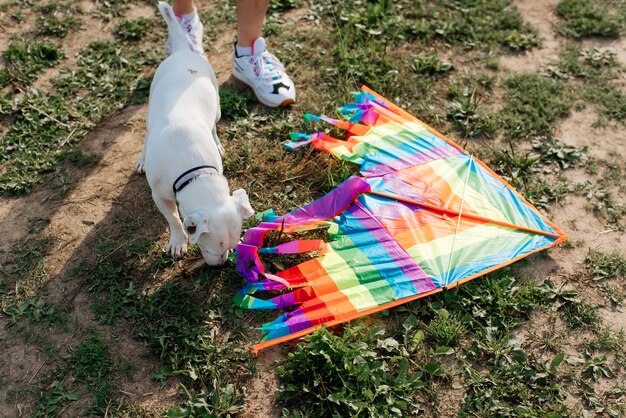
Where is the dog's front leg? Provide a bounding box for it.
[153,193,188,258]
[136,132,148,174]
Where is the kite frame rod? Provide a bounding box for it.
[368,190,564,239]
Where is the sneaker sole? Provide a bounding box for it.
[232,72,295,108]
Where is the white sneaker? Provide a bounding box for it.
[232,38,296,107]
[165,9,204,55]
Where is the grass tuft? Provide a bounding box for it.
[556,0,623,38]
[0,40,65,87]
[114,17,152,41]
[425,309,467,346]
[499,74,572,140]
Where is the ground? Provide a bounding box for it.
[0,0,625,417]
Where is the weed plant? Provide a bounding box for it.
[114,17,152,41]
[277,326,424,417]
[425,308,467,346]
[585,251,626,280]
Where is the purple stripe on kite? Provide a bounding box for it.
[345,202,436,295]
[284,307,315,334]
[260,307,314,341]
[236,243,265,282]
[268,291,297,309]
[362,144,463,178]
[280,176,371,224]
[242,223,280,246]
[258,279,287,291]
[359,109,378,125]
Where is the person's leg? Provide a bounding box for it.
[236,0,269,48]
[232,0,296,107]
[165,0,204,55]
[173,0,195,16]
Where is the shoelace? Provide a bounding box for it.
[253,52,286,84]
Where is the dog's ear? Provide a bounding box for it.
[184,213,210,244]
[232,189,254,220]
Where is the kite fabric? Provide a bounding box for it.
[235,86,567,353]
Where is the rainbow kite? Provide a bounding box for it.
[235,86,567,353]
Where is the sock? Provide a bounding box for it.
[176,10,197,26]
[236,44,252,57]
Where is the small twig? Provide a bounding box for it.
[281,174,307,183]
[599,229,616,234]
[183,257,206,276]
[57,402,72,417]
[51,195,99,208]
[24,104,71,129]
[100,242,127,262]
[276,218,286,243]
[59,126,78,148]
[26,361,46,385]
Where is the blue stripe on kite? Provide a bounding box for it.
[336,204,425,299]
[468,161,557,235]
[429,234,557,287]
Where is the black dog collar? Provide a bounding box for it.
[173,165,220,194]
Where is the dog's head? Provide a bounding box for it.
[183,189,254,265]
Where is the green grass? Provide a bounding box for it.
[460,346,567,416]
[219,85,254,119]
[585,251,626,280]
[401,0,539,50]
[411,54,453,77]
[556,0,624,38]
[35,15,82,38]
[0,38,160,195]
[67,199,254,414]
[488,149,571,209]
[499,74,572,140]
[277,325,425,417]
[114,17,152,41]
[0,40,65,87]
[425,308,467,346]
[547,46,625,125]
[0,237,53,310]
[30,383,80,418]
[65,334,116,415]
[576,158,626,227]
[447,93,496,139]
[277,272,601,415]
[3,297,67,327]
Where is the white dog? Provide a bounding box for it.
[136,2,254,265]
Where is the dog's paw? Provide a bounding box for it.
[165,239,187,259]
